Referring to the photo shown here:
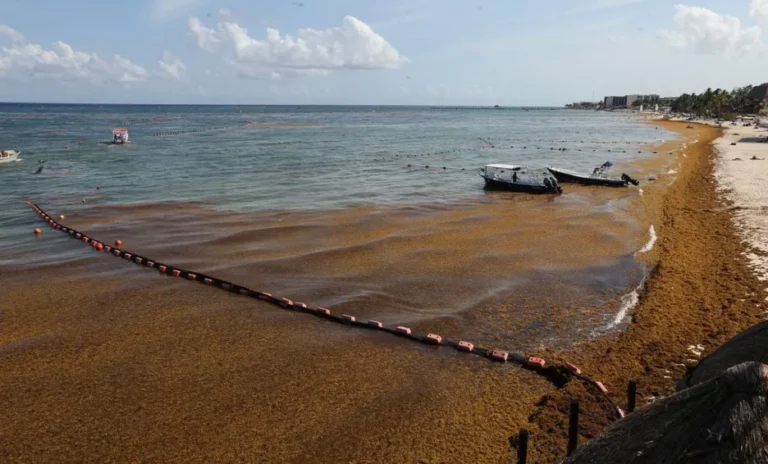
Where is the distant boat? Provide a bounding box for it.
[111,128,129,144]
[0,149,21,164]
[547,161,639,187]
[479,164,562,194]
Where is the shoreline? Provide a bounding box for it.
[526,120,768,461]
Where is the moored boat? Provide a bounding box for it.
[480,164,562,194]
[0,149,21,164]
[547,161,639,187]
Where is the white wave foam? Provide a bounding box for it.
[606,284,642,329]
[599,225,657,332]
[637,225,657,254]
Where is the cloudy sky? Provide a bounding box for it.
[0,0,767,105]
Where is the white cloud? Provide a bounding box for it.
[188,16,220,51]
[188,15,408,79]
[158,51,186,79]
[660,5,762,55]
[0,25,24,43]
[752,0,768,24]
[0,27,149,83]
[152,0,201,20]
[0,25,188,87]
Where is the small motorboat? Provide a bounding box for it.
[480,164,562,194]
[0,149,21,164]
[547,161,639,187]
[112,128,129,144]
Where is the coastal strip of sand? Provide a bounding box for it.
[526,120,768,462]
[714,124,768,285]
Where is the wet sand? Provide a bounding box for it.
[2,120,763,463]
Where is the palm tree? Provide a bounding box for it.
[713,91,730,118]
[691,93,703,115]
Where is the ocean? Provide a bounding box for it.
[0,104,674,348]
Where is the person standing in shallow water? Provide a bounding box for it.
[512,172,518,182]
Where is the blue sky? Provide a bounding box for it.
[0,0,767,105]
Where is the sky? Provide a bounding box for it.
[0,0,767,105]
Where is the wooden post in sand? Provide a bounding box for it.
[516,429,529,464]
[627,380,638,413]
[567,400,579,455]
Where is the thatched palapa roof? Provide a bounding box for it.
[679,321,768,389]
[563,362,768,464]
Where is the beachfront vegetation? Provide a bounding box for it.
[631,96,660,108]
[671,85,766,118]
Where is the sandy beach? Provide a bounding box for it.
[2,120,767,464]
[525,120,768,461]
[714,124,768,284]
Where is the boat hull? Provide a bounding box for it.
[547,167,629,187]
[481,175,561,194]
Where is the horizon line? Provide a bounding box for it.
[0,101,566,108]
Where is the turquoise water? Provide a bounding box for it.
[1,105,669,262]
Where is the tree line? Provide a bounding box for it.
[631,96,660,108]
[671,84,766,118]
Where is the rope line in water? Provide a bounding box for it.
[151,126,231,137]
[27,201,623,419]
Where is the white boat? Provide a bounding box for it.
[112,128,129,144]
[479,164,562,194]
[547,161,639,187]
[0,149,20,164]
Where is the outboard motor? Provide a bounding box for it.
[552,177,563,193]
[621,173,640,186]
[543,177,562,194]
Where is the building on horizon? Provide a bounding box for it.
[603,94,662,109]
